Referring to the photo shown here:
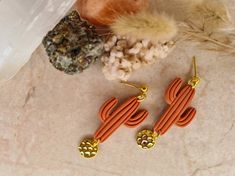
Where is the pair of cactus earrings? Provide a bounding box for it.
[79,57,200,158]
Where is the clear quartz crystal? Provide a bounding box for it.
[0,0,75,84]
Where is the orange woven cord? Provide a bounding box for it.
[154,78,196,135]
[94,97,149,142]
[124,110,149,128]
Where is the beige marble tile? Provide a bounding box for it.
[1,0,235,174]
[0,42,234,176]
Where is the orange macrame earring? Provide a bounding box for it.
[79,82,149,158]
[136,57,201,149]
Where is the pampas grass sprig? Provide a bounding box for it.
[188,0,231,32]
[178,0,235,55]
[111,11,177,42]
[179,22,235,55]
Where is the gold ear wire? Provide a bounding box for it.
[120,81,148,102]
[188,56,201,88]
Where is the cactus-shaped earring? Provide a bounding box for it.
[136,57,201,149]
[79,82,149,158]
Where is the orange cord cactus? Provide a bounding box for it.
[95,97,149,142]
[154,78,197,135]
[79,82,149,158]
[137,57,200,149]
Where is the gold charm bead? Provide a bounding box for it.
[78,139,99,158]
[136,130,158,149]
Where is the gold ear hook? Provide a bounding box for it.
[120,81,148,102]
[188,56,200,88]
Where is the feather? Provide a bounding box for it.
[110,11,177,42]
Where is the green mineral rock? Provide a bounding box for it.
[42,11,104,74]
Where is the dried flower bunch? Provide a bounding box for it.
[100,8,178,80]
[43,11,104,74]
[102,35,175,80]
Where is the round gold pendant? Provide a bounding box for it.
[78,139,99,158]
[136,130,158,149]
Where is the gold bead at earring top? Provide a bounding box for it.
[120,81,148,102]
[188,56,201,89]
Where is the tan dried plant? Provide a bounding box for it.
[178,0,235,55]
[110,11,178,42]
